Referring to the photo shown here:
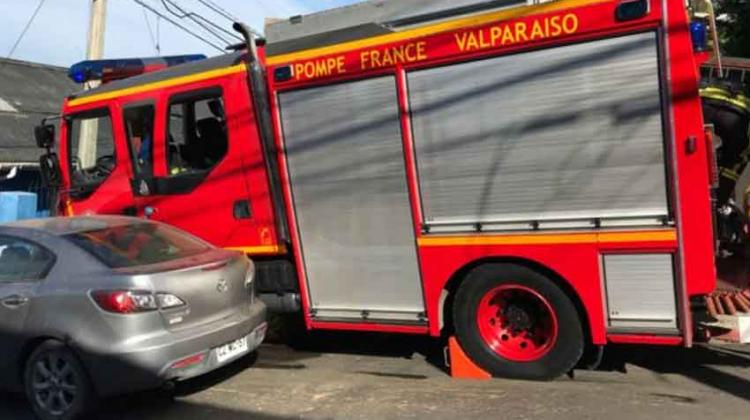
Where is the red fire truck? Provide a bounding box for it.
[36,0,726,379]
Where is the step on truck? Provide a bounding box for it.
[36,0,730,379]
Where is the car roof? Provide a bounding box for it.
[4,216,149,236]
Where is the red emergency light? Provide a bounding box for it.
[68,54,207,84]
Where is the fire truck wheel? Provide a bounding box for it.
[453,263,584,380]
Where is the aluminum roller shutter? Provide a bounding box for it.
[603,254,678,330]
[278,76,425,321]
[408,32,668,230]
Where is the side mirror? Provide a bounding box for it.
[34,124,56,149]
[39,152,62,187]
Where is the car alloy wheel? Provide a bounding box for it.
[31,353,78,416]
[25,340,94,420]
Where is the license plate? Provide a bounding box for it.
[215,336,248,363]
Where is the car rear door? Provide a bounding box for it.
[0,234,55,381]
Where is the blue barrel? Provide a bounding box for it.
[0,192,38,223]
[690,20,707,52]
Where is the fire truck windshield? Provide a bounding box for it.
[66,109,116,199]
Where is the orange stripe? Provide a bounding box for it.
[225,244,287,255]
[417,230,677,247]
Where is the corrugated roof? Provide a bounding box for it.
[0,58,78,164]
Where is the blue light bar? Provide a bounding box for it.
[68,54,207,84]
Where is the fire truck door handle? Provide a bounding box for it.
[233,199,252,220]
[685,136,697,154]
[144,206,156,219]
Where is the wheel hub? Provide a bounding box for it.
[476,284,559,362]
[503,304,533,332]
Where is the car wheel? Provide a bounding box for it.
[24,340,95,420]
[453,263,584,380]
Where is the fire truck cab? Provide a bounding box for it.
[40,0,720,379]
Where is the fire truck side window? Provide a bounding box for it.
[123,105,155,177]
[166,90,227,176]
[67,109,115,199]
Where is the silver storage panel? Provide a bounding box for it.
[408,32,668,229]
[603,254,677,330]
[278,76,425,321]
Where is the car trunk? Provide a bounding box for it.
[118,249,251,332]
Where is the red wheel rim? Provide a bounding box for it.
[476,284,559,362]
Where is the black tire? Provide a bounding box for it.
[24,341,95,420]
[453,263,584,380]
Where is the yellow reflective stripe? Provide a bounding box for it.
[266,0,608,65]
[67,64,246,107]
[225,244,287,255]
[700,86,750,114]
[417,230,677,247]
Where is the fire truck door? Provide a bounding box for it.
[63,104,139,216]
[133,83,278,250]
[122,101,158,216]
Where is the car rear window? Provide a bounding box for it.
[65,222,211,268]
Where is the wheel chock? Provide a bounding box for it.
[447,337,491,380]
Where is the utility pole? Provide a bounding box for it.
[86,0,107,66]
[79,0,107,168]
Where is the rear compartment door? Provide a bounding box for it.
[278,76,426,323]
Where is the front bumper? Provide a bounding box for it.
[84,301,267,396]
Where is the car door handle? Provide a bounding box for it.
[2,295,29,308]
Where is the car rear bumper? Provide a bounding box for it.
[84,301,267,396]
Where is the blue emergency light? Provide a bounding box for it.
[68,54,207,84]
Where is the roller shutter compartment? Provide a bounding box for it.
[408,32,668,231]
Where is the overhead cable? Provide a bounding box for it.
[160,0,242,44]
[5,0,47,59]
[133,0,225,52]
[196,0,262,37]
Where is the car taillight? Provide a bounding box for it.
[156,293,185,309]
[92,290,157,314]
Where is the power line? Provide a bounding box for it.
[142,7,159,55]
[156,15,161,54]
[133,0,225,51]
[160,0,242,45]
[197,0,239,22]
[196,0,262,37]
[5,0,47,59]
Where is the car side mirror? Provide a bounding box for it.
[34,123,56,149]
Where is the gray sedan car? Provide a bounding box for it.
[0,216,267,420]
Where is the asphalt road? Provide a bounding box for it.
[2,332,750,419]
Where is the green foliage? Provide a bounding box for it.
[715,0,750,57]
